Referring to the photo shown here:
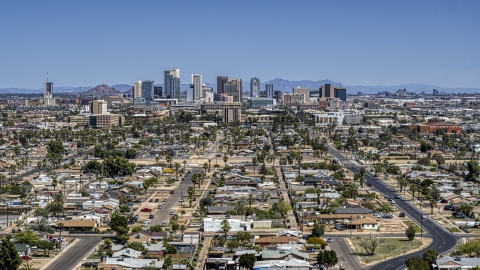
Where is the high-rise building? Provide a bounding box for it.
[164,68,181,99]
[433,89,439,95]
[192,74,202,100]
[321,84,334,98]
[187,84,194,101]
[250,77,260,97]
[154,86,163,97]
[334,87,347,102]
[216,76,228,94]
[91,99,108,114]
[142,80,154,101]
[224,78,242,102]
[133,80,142,98]
[274,90,282,101]
[293,87,310,103]
[202,85,214,102]
[43,81,55,106]
[266,84,274,98]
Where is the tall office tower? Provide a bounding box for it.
[224,78,243,102]
[433,89,438,95]
[321,84,334,98]
[164,68,181,99]
[133,80,142,98]
[192,74,202,100]
[154,86,163,97]
[293,87,310,103]
[202,85,214,102]
[216,76,228,94]
[44,81,55,106]
[142,80,154,101]
[250,77,260,97]
[187,84,194,101]
[274,90,282,101]
[91,99,108,114]
[334,87,347,101]
[266,84,274,98]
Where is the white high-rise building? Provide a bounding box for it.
[293,87,310,103]
[133,80,142,98]
[43,81,55,106]
[192,74,202,100]
[164,68,181,99]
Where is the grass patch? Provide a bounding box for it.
[351,238,422,264]
[87,253,103,259]
[403,221,424,233]
[447,227,462,233]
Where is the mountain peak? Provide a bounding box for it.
[86,84,121,94]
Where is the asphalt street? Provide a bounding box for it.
[44,237,102,270]
[148,169,202,228]
[328,238,363,270]
[328,145,457,270]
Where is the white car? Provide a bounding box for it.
[142,222,148,227]
[145,219,151,223]
[422,215,427,219]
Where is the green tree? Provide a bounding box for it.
[378,203,393,214]
[34,207,50,218]
[14,229,40,246]
[405,224,416,241]
[466,161,480,181]
[307,237,327,247]
[423,248,438,265]
[150,225,163,232]
[36,239,55,256]
[188,185,195,207]
[0,235,22,270]
[312,223,325,237]
[274,201,292,218]
[221,219,231,239]
[125,149,138,159]
[226,239,240,252]
[405,256,430,270]
[239,253,257,269]
[163,256,173,269]
[317,250,338,270]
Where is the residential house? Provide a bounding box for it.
[14,243,31,256]
[434,256,480,270]
[255,236,301,247]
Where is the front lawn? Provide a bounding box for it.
[350,238,422,264]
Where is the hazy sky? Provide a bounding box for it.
[1,0,479,89]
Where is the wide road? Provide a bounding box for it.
[148,169,202,228]
[44,237,102,270]
[328,145,457,270]
[328,238,363,270]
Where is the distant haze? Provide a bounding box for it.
[1,79,479,94]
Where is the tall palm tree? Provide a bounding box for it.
[252,157,258,174]
[207,159,212,173]
[174,163,181,181]
[223,155,228,168]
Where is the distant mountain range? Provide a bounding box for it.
[1,79,479,94]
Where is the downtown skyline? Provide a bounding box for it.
[1,0,479,89]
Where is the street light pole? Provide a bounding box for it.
[350,215,352,238]
[421,217,423,238]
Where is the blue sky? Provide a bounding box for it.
[1,0,479,89]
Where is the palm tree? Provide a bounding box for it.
[221,219,231,239]
[207,159,212,173]
[188,185,195,207]
[252,157,258,174]
[174,163,181,181]
[429,199,437,215]
[52,176,58,191]
[58,222,64,240]
[203,163,208,176]
[247,193,254,207]
[0,173,5,190]
[223,155,228,168]
[383,159,389,180]
[166,155,173,168]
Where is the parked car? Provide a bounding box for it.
[149,199,153,202]
[155,198,159,202]
[327,238,333,243]
[170,211,175,215]
[163,199,168,202]
[142,222,148,227]
[170,190,175,194]
[444,205,453,211]
[162,221,168,227]
[149,214,154,218]
[141,208,152,212]
[399,212,406,217]
[157,205,162,209]
[145,219,151,223]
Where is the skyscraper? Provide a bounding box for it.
[154,86,163,97]
[164,68,181,99]
[293,87,310,103]
[216,76,228,94]
[321,84,334,98]
[91,99,108,114]
[192,74,202,100]
[142,80,154,101]
[133,80,142,98]
[250,77,260,97]
[266,84,274,98]
[224,78,242,102]
[334,87,347,101]
[44,81,55,106]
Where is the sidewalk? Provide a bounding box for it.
[195,237,212,270]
